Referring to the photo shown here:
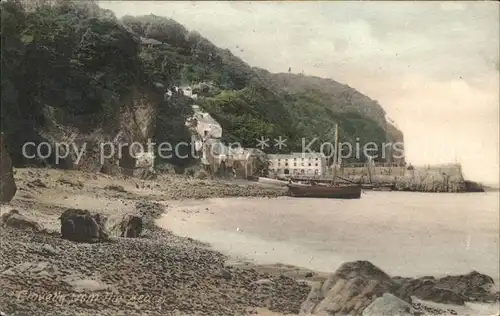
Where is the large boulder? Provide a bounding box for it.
[436,271,498,302]
[1,209,41,231]
[114,214,143,238]
[300,260,498,316]
[108,214,146,238]
[394,271,499,304]
[59,208,109,243]
[362,293,417,316]
[0,133,17,202]
[299,261,409,316]
[395,277,466,305]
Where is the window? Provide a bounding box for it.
[285,163,288,166]
[315,163,318,166]
[301,169,305,174]
[308,163,311,166]
[301,163,304,166]
[316,158,319,161]
[293,163,296,166]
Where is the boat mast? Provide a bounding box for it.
[332,123,339,185]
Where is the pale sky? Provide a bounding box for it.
[99,1,499,184]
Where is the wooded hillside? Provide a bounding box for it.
[1,0,403,166]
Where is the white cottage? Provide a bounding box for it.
[267,152,327,177]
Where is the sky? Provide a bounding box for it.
[99,1,499,185]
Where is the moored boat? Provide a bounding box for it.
[287,183,362,199]
[286,123,362,199]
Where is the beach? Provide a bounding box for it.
[1,168,499,315]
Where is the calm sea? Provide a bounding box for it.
[161,191,500,284]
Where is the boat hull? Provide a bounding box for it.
[372,186,392,192]
[287,184,362,199]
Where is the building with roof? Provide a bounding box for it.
[267,152,327,178]
[186,105,222,140]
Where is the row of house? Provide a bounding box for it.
[185,100,330,179]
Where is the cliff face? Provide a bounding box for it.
[119,86,159,145]
[11,85,161,174]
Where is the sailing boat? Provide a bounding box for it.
[287,124,362,199]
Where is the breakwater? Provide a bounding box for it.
[281,163,484,193]
[340,163,469,192]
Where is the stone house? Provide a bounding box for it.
[186,105,222,140]
[229,148,267,178]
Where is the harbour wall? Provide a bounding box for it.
[337,163,467,192]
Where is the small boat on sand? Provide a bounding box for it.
[287,183,362,199]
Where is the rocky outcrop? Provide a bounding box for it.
[299,261,408,316]
[59,208,109,243]
[1,209,40,231]
[437,271,497,301]
[394,271,499,304]
[117,86,158,177]
[300,261,499,316]
[394,277,466,305]
[464,180,485,192]
[0,133,17,202]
